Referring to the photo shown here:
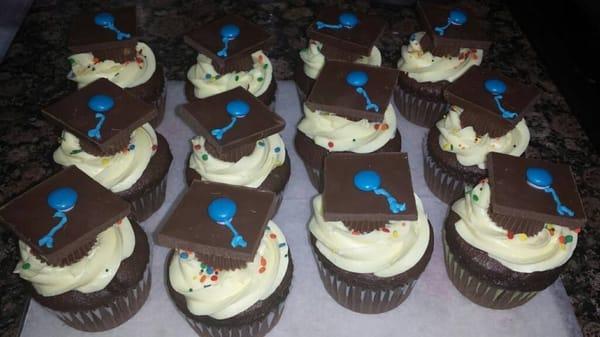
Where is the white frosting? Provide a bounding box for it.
[397,32,483,83]
[452,180,578,273]
[189,134,286,188]
[309,195,430,278]
[187,50,273,99]
[53,123,158,193]
[169,221,289,319]
[297,104,397,153]
[14,218,136,297]
[68,42,157,89]
[436,105,530,169]
[299,40,382,79]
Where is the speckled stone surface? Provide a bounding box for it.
[0,0,599,336]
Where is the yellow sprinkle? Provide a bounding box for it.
[560,243,566,250]
[392,231,399,238]
[101,158,110,166]
[518,234,527,241]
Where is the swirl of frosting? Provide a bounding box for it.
[169,221,289,319]
[297,104,397,153]
[397,32,483,83]
[68,42,157,89]
[187,50,273,99]
[299,40,382,79]
[436,105,530,169]
[14,218,136,297]
[189,134,286,188]
[452,180,578,273]
[53,124,158,193]
[309,195,430,278]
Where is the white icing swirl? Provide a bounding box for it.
[14,218,136,297]
[68,42,157,89]
[169,221,289,319]
[187,50,273,99]
[297,104,397,153]
[309,195,430,278]
[299,40,382,79]
[397,32,483,83]
[436,105,530,169]
[189,134,286,188]
[53,124,158,193]
[452,180,578,273]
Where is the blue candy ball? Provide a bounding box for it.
[47,187,78,212]
[346,71,368,87]
[88,94,115,113]
[449,9,467,25]
[484,79,507,96]
[339,12,359,28]
[354,170,381,192]
[526,167,553,189]
[226,99,250,118]
[220,24,240,39]
[94,12,115,27]
[208,198,237,223]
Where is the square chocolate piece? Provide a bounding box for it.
[444,67,540,137]
[322,152,417,232]
[487,153,586,236]
[0,166,130,266]
[42,78,157,156]
[156,181,276,268]
[306,8,386,57]
[416,1,491,55]
[184,15,272,74]
[305,61,398,122]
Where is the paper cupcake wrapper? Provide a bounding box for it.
[394,86,448,128]
[422,135,468,204]
[183,301,286,337]
[49,266,151,332]
[442,229,538,309]
[127,173,168,222]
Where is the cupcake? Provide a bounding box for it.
[309,153,433,313]
[157,181,293,337]
[424,67,540,203]
[295,60,401,191]
[394,1,491,127]
[184,15,277,107]
[43,79,173,222]
[178,87,290,212]
[295,8,386,100]
[67,7,166,126]
[0,166,151,331]
[443,153,586,309]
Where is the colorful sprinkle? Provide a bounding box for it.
[210,275,218,282]
[258,141,265,147]
[70,149,83,155]
[68,58,75,65]
[263,63,268,69]
[117,218,123,225]
[574,227,581,234]
[274,146,281,153]
[200,275,207,283]
[258,54,264,64]
[189,288,193,292]
[205,73,212,79]
[22,263,30,270]
[152,144,158,151]
[380,123,389,131]
[202,154,209,161]
[373,123,380,130]
[278,242,286,248]
[128,144,135,151]
[472,194,479,202]
[215,74,221,80]
[381,227,390,233]
[559,235,566,244]
[260,256,267,266]
[259,267,266,274]
[206,266,214,274]
[392,230,399,238]
[269,233,277,239]
[105,268,109,272]
[102,158,110,166]
[507,231,515,240]
[194,144,202,151]
[518,233,527,241]
[352,139,356,142]
[257,77,264,82]
[203,284,212,288]
[179,252,189,259]
[235,75,239,81]
[351,230,360,236]
[565,235,574,243]
[327,141,334,148]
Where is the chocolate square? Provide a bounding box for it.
[184,15,273,74]
[487,153,586,235]
[416,1,491,56]
[322,152,417,232]
[156,181,276,269]
[0,166,130,266]
[305,61,398,122]
[42,78,157,156]
[306,8,386,57]
[444,68,540,137]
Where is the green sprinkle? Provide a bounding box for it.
[188,288,193,292]
[257,77,264,82]
[258,141,265,147]
[263,63,268,69]
[565,235,573,243]
[235,75,239,81]
[22,263,31,270]
[201,263,207,268]
[352,139,356,142]
[68,58,75,65]
[450,144,454,151]
[70,149,83,155]
[472,194,479,202]
[105,268,109,272]
[202,154,208,161]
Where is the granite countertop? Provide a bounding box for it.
[0,0,599,336]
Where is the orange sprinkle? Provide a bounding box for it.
[373,123,380,130]
[211,275,218,282]
[351,230,360,236]
[269,233,277,239]
[258,54,264,64]
[116,218,123,225]
[200,275,207,283]
[260,256,267,266]
[259,267,266,274]
[93,57,100,64]
[380,123,389,131]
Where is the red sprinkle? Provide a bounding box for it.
[327,141,334,148]
[559,235,566,244]
[574,227,581,234]
[373,123,380,130]
[258,54,264,64]
[381,227,390,233]
[260,256,267,266]
[269,233,277,239]
[116,219,123,225]
[194,144,202,151]
[210,275,218,282]
[351,230,360,236]
[259,267,266,274]
[507,231,514,240]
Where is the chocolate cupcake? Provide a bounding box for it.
[295,61,401,191]
[184,15,277,107]
[0,167,151,331]
[309,153,433,313]
[157,181,293,337]
[424,67,540,203]
[67,7,167,126]
[43,79,173,222]
[295,8,385,100]
[178,87,290,213]
[394,1,491,127]
[443,153,586,309]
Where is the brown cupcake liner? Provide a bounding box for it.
[423,135,469,204]
[49,265,151,332]
[394,85,448,128]
[126,172,168,222]
[442,228,538,309]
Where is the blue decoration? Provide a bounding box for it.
[353,170,406,213]
[216,24,240,58]
[526,167,574,217]
[87,94,114,140]
[434,9,467,36]
[316,12,359,30]
[94,12,131,40]
[208,197,247,248]
[346,71,379,112]
[484,79,518,120]
[211,99,250,140]
[39,188,78,249]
